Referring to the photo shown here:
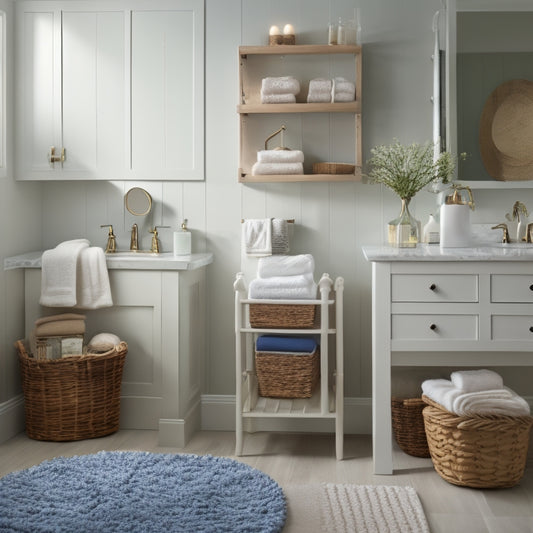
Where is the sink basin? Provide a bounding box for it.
[486,242,533,248]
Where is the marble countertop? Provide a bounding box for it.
[362,243,533,262]
[4,251,214,271]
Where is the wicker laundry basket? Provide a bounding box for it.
[391,397,430,458]
[255,347,320,398]
[249,303,318,329]
[17,339,127,442]
[422,395,533,488]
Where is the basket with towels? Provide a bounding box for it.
[255,335,319,398]
[248,254,318,328]
[260,76,300,104]
[421,369,533,488]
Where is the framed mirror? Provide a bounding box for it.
[125,187,152,216]
[444,0,533,188]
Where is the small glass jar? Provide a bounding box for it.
[337,17,346,45]
[328,22,337,45]
[388,198,420,248]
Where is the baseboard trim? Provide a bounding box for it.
[159,399,202,448]
[0,395,25,444]
[201,395,372,434]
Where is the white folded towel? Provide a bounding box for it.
[334,77,355,93]
[75,246,113,309]
[421,379,461,413]
[260,93,297,104]
[451,369,504,392]
[261,76,300,95]
[308,78,332,93]
[258,254,314,278]
[251,162,303,175]
[257,150,304,164]
[333,91,355,102]
[40,239,90,307]
[307,92,332,103]
[453,387,531,417]
[242,219,272,257]
[271,218,290,254]
[248,273,317,300]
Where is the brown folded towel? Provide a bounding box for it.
[34,320,86,337]
[34,313,86,326]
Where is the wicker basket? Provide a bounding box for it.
[391,397,430,458]
[255,347,320,398]
[17,340,128,442]
[422,395,533,488]
[312,162,355,175]
[249,303,317,329]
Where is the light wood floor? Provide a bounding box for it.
[1,430,532,533]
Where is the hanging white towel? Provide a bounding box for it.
[271,218,290,254]
[242,219,272,257]
[40,239,90,307]
[75,246,113,309]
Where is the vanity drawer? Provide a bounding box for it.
[492,315,533,340]
[391,314,478,340]
[491,275,533,303]
[391,274,478,303]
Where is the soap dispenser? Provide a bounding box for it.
[439,185,475,248]
[173,219,191,256]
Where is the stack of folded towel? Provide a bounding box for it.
[248,254,316,299]
[242,218,290,257]
[422,369,531,417]
[256,335,318,355]
[251,149,304,176]
[261,76,300,104]
[307,77,356,103]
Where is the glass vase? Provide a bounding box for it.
[388,198,420,247]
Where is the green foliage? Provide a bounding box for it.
[367,140,455,200]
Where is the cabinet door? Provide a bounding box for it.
[128,1,204,180]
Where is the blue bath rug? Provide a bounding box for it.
[0,451,286,533]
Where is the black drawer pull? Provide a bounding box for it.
[429,284,436,291]
[430,323,437,331]
[530,285,533,291]
[529,326,533,333]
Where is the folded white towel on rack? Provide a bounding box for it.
[308,78,332,93]
[261,76,300,95]
[334,77,355,94]
[258,254,315,278]
[260,92,297,104]
[257,150,304,164]
[271,218,290,254]
[450,369,504,393]
[307,92,332,103]
[248,273,317,299]
[40,239,90,307]
[242,218,272,257]
[333,91,355,102]
[75,246,113,309]
[251,162,303,175]
[453,387,531,417]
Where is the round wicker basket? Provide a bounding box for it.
[391,397,430,458]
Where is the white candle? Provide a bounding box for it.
[269,25,281,36]
[283,24,294,35]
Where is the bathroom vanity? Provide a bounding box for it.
[5,251,213,447]
[362,244,533,475]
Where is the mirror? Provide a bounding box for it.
[125,187,152,216]
[444,1,533,187]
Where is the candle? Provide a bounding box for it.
[283,24,294,35]
[269,25,281,36]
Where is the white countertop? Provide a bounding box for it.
[362,243,533,262]
[4,251,214,271]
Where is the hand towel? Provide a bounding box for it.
[334,77,355,93]
[34,319,86,337]
[242,218,272,257]
[258,254,315,278]
[271,218,290,254]
[251,162,304,175]
[248,273,317,300]
[333,91,355,102]
[450,369,504,392]
[34,313,85,325]
[453,387,531,417]
[307,92,332,103]
[421,378,462,413]
[261,76,300,95]
[260,93,297,104]
[75,246,113,309]
[256,335,317,353]
[308,78,332,93]
[40,239,90,307]
[257,150,304,164]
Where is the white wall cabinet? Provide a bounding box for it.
[15,0,204,181]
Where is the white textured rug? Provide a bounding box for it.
[283,483,430,533]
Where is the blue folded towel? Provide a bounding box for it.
[256,335,317,353]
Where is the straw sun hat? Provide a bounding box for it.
[479,79,533,181]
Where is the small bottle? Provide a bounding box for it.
[422,214,440,244]
[337,17,346,45]
[173,219,192,256]
[328,22,337,45]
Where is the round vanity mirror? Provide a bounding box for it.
[125,187,152,216]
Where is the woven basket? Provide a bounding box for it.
[255,347,320,398]
[249,303,317,329]
[312,162,355,175]
[17,340,127,442]
[422,395,533,488]
[391,397,430,458]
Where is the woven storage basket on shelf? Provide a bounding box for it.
[391,397,430,458]
[249,303,318,329]
[422,395,533,488]
[255,347,320,398]
[312,162,355,174]
[16,340,128,442]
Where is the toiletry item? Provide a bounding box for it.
[173,219,192,256]
[423,214,440,244]
[269,25,283,45]
[283,24,295,44]
[328,22,337,45]
[337,17,346,45]
[440,185,475,248]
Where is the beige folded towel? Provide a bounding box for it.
[35,320,86,337]
[34,313,85,326]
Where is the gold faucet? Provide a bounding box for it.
[100,224,117,253]
[130,223,138,251]
[491,223,510,243]
[149,226,169,253]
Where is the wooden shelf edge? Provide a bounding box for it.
[239,171,362,183]
[237,102,360,114]
[240,44,361,56]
